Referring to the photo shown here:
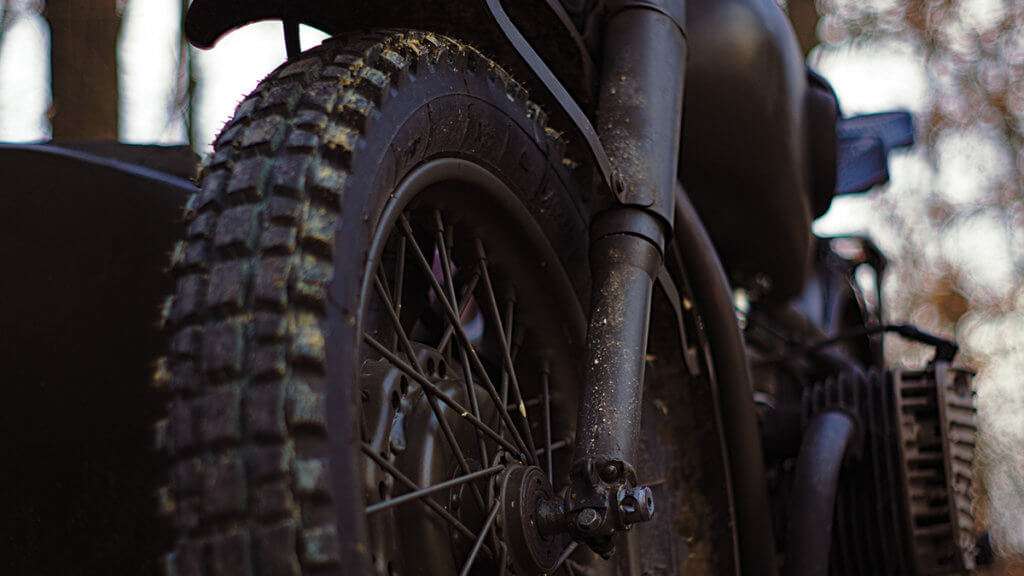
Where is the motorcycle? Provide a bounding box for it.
[158,0,979,574]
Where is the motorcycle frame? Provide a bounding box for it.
[186,0,776,572]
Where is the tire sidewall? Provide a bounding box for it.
[322,38,590,568]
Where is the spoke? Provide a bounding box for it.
[459,500,502,576]
[361,444,494,559]
[475,239,539,465]
[551,542,579,575]
[452,351,489,471]
[365,463,505,515]
[372,275,486,511]
[498,543,509,576]
[457,343,489,466]
[507,395,541,412]
[399,215,533,461]
[364,333,524,458]
[437,270,481,354]
[434,210,489,469]
[373,275,421,370]
[389,235,406,349]
[542,364,553,486]
[535,438,570,457]
[496,339,522,437]
[499,300,515,413]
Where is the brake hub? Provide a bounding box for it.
[500,465,571,575]
[362,343,588,575]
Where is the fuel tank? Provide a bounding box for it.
[680,0,812,299]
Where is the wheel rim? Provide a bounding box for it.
[354,159,587,576]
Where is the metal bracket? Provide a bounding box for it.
[283,19,301,60]
[483,0,620,200]
[656,267,701,377]
[562,457,654,558]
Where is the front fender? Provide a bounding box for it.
[185,0,596,114]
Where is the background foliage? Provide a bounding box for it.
[802,1,1024,566]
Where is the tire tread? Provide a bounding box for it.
[159,29,568,576]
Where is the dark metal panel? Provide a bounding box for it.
[680,0,812,299]
[0,143,193,573]
[184,0,598,131]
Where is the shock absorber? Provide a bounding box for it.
[565,0,688,556]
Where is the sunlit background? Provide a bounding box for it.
[0,0,330,149]
[2,0,1022,568]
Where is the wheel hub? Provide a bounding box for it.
[500,465,571,575]
[363,345,575,575]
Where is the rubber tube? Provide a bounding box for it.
[783,411,856,576]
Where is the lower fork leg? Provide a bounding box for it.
[562,0,687,557]
[575,231,660,468]
[565,228,661,556]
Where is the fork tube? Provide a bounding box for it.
[575,232,661,463]
[565,3,686,551]
[574,1,686,473]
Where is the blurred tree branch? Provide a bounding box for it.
[175,0,195,150]
[788,0,822,56]
[819,0,1024,337]
[44,0,121,140]
[0,1,9,50]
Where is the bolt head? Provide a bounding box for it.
[575,508,602,532]
[599,462,621,482]
[617,486,655,524]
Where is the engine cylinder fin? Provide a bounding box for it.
[802,364,977,575]
[864,371,894,574]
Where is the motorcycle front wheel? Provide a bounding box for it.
[158,30,710,576]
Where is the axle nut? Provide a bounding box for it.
[599,462,621,482]
[575,508,602,532]
[617,486,655,524]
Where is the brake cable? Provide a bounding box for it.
[808,323,959,362]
